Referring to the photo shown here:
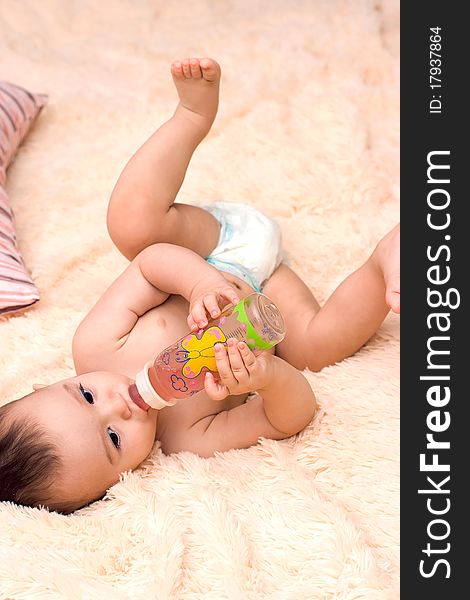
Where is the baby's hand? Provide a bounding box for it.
[188,277,240,331]
[204,338,274,401]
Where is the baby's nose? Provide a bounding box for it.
[107,392,132,419]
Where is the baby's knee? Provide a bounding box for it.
[106,210,166,261]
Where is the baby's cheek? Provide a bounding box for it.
[132,422,158,463]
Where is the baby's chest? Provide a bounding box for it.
[118,294,192,374]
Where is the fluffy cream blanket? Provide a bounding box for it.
[0,0,399,597]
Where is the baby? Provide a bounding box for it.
[0,58,400,514]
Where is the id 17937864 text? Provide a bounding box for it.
[429,26,443,114]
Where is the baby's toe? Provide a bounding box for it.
[171,61,184,80]
[189,58,202,78]
[182,59,192,79]
[200,58,221,82]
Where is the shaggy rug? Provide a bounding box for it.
[0,0,399,598]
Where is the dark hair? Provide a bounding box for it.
[0,400,69,513]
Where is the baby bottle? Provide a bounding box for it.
[133,292,286,409]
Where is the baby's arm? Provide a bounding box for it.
[253,354,318,438]
[138,243,240,326]
[206,340,316,436]
[165,340,317,456]
[73,243,239,371]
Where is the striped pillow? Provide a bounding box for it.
[0,82,47,315]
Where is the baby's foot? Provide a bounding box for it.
[376,224,400,314]
[171,57,221,133]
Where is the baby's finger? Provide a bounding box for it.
[220,286,240,307]
[237,341,257,370]
[386,274,400,315]
[226,338,249,383]
[204,372,229,401]
[191,302,209,329]
[386,290,400,314]
[203,294,222,320]
[214,343,238,389]
[187,313,198,331]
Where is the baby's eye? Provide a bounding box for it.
[79,383,94,404]
[108,428,120,449]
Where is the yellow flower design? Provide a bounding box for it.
[178,326,227,378]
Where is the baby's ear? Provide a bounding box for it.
[32,383,47,391]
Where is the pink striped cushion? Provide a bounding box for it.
[0,81,47,315]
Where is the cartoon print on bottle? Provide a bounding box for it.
[176,326,227,380]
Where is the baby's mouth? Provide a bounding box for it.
[129,383,150,412]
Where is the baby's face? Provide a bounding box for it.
[17,371,158,508]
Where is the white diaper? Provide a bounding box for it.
[199,201,284,292]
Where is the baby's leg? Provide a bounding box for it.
[264,225,400,371]
[107,58,222,260]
